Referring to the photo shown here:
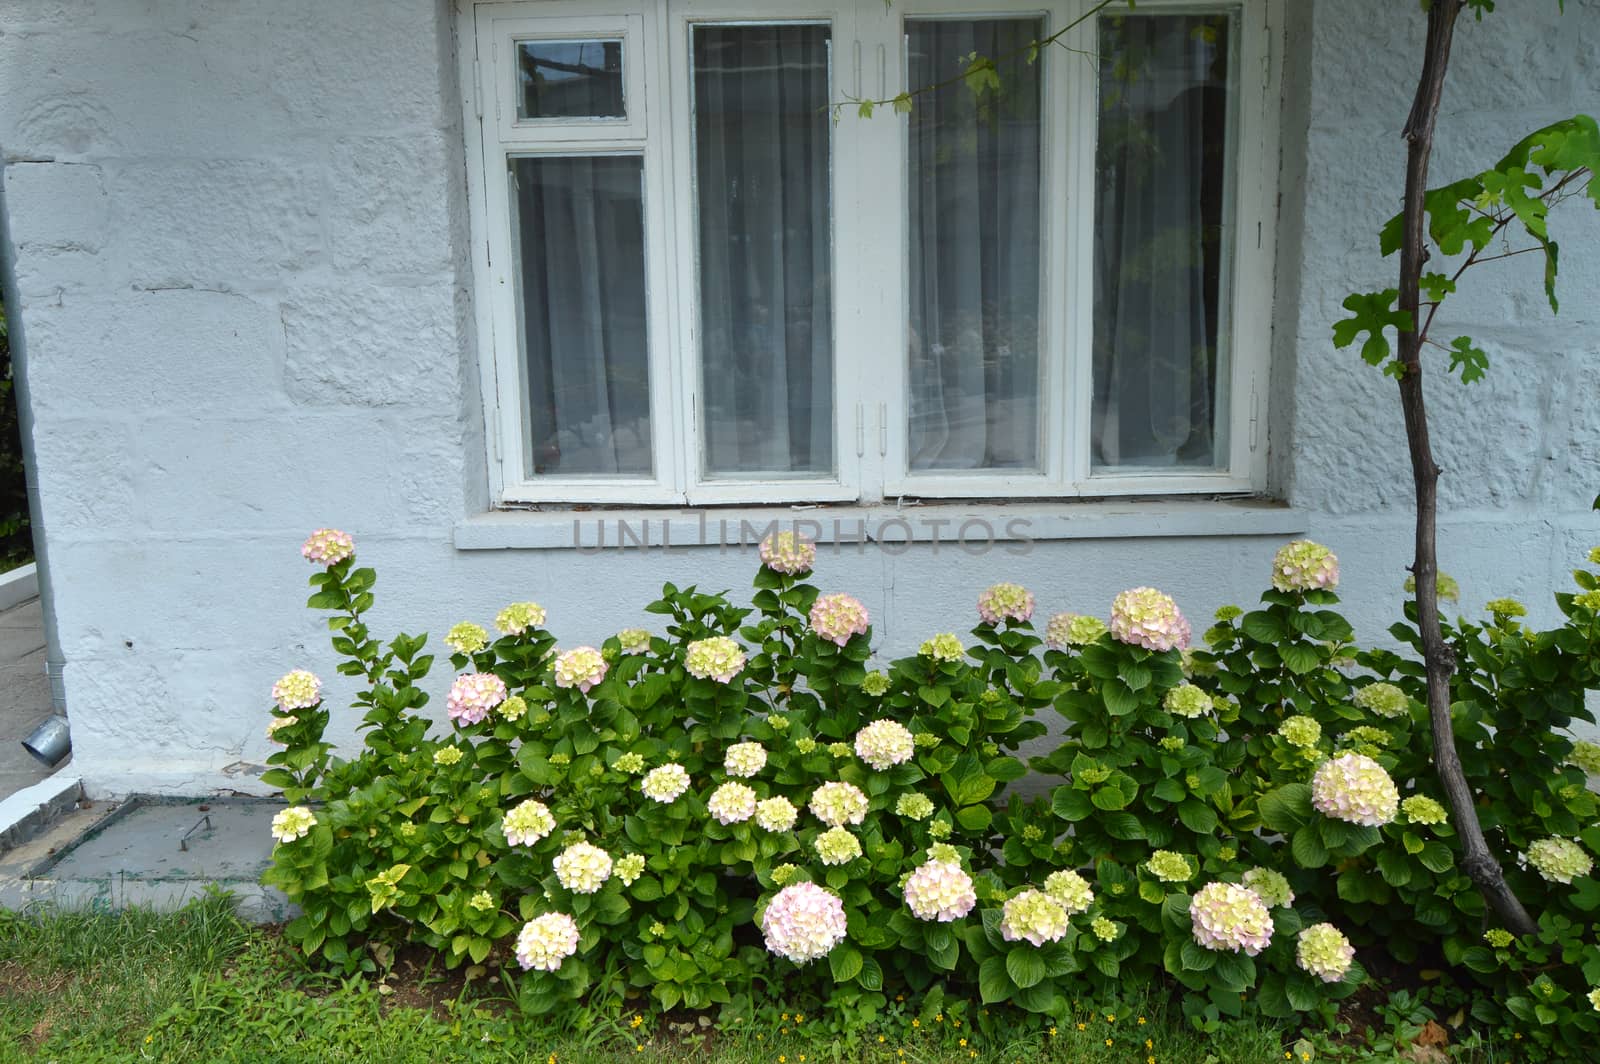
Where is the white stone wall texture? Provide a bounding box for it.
[0,0,1597,795]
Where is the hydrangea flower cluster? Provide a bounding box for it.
[759,531,816,575]
[495,601,547,635]
[1110,588,1191,652]
[515,912,581,972]
[553,842,613,894]
[809,782,869,827]
[498,695,527,721]
[1242,867,1294,908]
[1270,540,1340,593]
[502,800,556,846]
[904,860,976,922]
[1402,796,1449,826]
[301,528,354,566]
[809,593,870,646]
[815,827,862,866]
[770,864,802,887]
[468,891,495,912]
[270,806,317,844]
[433,745,463,766]
[1296,923,1355,982]
[685,637,746,683]
[755,797,798,832]
[615,854,646,885]
[641,764,691,803]
[919,633,964,662]
[1145,851,1194,883]
[266,715,296,742]
[1403,571,1460,602]
[1043,870,1094,915]
[1279,715,1322,748]
[1163,683,1212,719]
[1485,597,1527,620]
[1569,741,1600,776]
[708,782,757,825]
[1589,987,1600,1013]
[446,672,507,725]
[1189,882,1273,955]
[617,628,651,654]
[445,622,490,655]
[1044,612,1108,649]
[724,742,767,778]
[1091,917,1119,942]
[1523,837,1594,884]
[1352,682,1410,719]
[553,647,607,693]
[896,794,934,820]
[1311,753,1400,827]
[761,883,848,964]
[861,671,891,696]
[999,890,1071,947]
[271,669,322,711]
[854,719,915,771]
[1484,928,1516,948]
[977,583,1035,625]
[613,752,645,774]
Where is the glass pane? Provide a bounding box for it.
[509,156,652,478]
[1092,14,1235,471]
[906,18,1044,473]
[516,39,625,119]
[694,23,834,478]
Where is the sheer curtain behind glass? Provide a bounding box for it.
[907,18,1043,472]
[510,155,653,478]
[1092,15,1233,470]
[694,24,834,478]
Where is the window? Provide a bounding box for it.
[463,0,1279,506]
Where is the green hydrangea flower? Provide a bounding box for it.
[1159,736,1186,752]
[1163,683,1213,719]
[1569,741,1600,776]
[1091,917,1119,942]
[1485,598,1527,620]
[861,670,891,696]
[1278,716,1322,749]
[1484,928,1515,948]
[613,752,645,774]
[919,633,965,662]
[896,793,935,820]
[1352,682,1410,719]
[928,819,952,840]
[1144,850,1193,883]
[445,622,490,655]
[1402,795,1449,826]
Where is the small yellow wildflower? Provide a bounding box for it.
[912,1019,920,1028]
[635,1047,643,1054]
[1050,1027,1059,1036]
[1138,1017,1147,1025]
[1145,1039,1153,1050]
[878,1037,886,1044]
[778,1056,786,1063]
[782,1013,789,1021]
[935,1014,944,1023]
[1075,1023,1085,1031]
[630,1016,643,1029]
[799,1056,806,1062]
[1106,1039,1114,1047]
[1106,1014,1115,1023]
[795,1015,805,1025]
[960,1039,967,1047]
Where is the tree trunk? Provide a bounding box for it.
[1397,0,1536,936]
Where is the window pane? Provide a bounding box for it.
[1092,14,1235,471]
[509,156,652,478]
[907,18,1044,474]
[517,40,625,119]
[694,24,834,478]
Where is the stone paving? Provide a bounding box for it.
[0,597,56,802]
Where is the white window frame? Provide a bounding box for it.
[458,0,1281,508]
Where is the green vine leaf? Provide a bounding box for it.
[1332,289,1412,372]
[1447,336,1490,383]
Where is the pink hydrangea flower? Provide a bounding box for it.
[271,669,322,711]
[553,647,607,693]
[854,719,914,771]
[903,860,976,922]
[1271,540,1340,593]
[1311,752,1399,827]
[760,882,848,963]
[301,528,354,566]
[977,583,1035,626]
[1190,882,1273,956]
[447,672,507,725]
[1110,587,1191,652]
[809,593,870,647]
[685,637,746,683]
[760,531,817,576]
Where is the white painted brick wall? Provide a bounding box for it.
[0,0,1597,795]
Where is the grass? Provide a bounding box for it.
[0,892,1435,1063]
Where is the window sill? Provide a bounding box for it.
[452,498,1307,552]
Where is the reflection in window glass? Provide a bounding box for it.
[1092,14,1235,471]
[517,39,625,119]
[906,18,1044,473]
[509,156,652,477]
[693,23,834,478]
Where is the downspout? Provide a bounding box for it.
[0,173,69,723]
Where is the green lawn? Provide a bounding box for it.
[0,892,1474,1063]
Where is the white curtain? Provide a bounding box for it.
[511,155,653,477]
[694,24,834,477]
[1092,15,1231,470]
[906,18,1043,473]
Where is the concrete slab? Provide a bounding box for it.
[0,564,37,612]
[0,795,291,922]
[0,599,56,801]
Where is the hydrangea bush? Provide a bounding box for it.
[262,531,1600,1050]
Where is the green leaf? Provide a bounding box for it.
[1332,289,1412,372]
[1177,800,1218,835]
[955,804,993,832]
[1180,940,1216,972]
[1279,642,1321,675]
[1006,948,1048,989]
[829,943,863,983]
[1258,784,1314,833]
[1101,680,1140,716]
[1418,840,1455,873]
[1051,786,1093,822]
[1447,336,1490,383]
[1292,825,1329,868]
[978,955,1012,1004]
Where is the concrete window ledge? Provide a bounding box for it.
[455,499,1308,552]
[0,563,39,612]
